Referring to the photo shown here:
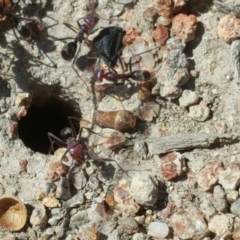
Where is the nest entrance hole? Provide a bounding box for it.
[18,92,80,155]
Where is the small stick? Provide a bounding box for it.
[145,133,240,155]
[231,40,240,86]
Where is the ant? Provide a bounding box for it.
[47,116,128,177]
[48,116,88,167]
[60,14,99,61]
[92,46,161,86]
[0,0,43,40]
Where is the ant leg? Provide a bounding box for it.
[48,132,67,155]
[41,15,59,29]
[0,19,9,38]
[63,22,79,34]
[68,116,80,138]
[12,0,20,10]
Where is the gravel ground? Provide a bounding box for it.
[1,0,240,239]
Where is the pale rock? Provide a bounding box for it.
[157,202,177,219]
[172,209,208,239]
[118,217,138,234]
[134,215,145,225]
[148,221,169,239]
[153,37,190,100]
[114,179,140,215]
[197,161,223,191]
[200,199,216,219]
[63,192,84,209]
[129,173,158,206]
[48,216,62,226]
[132,233,147,240]
[30,204,47,228]
[233,226,240,240]
[227,190,239,203]
[69,210,89,229]
[213,185,228,213]
[208,214,234,237]
[231,198,240,217]
[42,195,60,208]
[189,103,210,122]
[179,90,199,107]
[55,176,71,200]
[219,167,240,191]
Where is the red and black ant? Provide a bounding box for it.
[60,14,99,61]
[0,0,43,40]
[47,116,128,177]
[48,116,88,166]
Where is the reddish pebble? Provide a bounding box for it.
[171,13,197,42]
[218,14,240,43]
[197,161,223,191]
[19,160,28,172]
[152,24,169,44]
[160,152,187,180]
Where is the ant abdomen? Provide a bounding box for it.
[60,127,73,140]
[131,70,151,81]
[16,21,32,39]
[61,42,77,60]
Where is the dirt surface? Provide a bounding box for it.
[1,0,240,239]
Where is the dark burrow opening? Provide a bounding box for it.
[18,92,80,155]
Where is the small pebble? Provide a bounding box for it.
[145,215,153,225]
[188,103,211,122]
[218,14,240,43]
[48,216,62,226]
[69,208,78,216]
[63,192,84,209]
[129,173,158,206]
[171,13,197,42]
[132,233,147,240]
[197,161,223,191]
[172,210,208,239]
[219,167,240,191]
[118,217,138,234]
[208,214,234,238]
[213,185,228,213]
[30,204,47,228]
[200,199,216,219]
[55,176,71,200]
[233,226,240,240]
[134,215,145,225]
[227,191,239,203]
[231,198,240,217]
[45,228,55,235]
[51,208,61,215]
[179,90,199,107]
[85,191,93,200]
[160,152,187,180]
[42,195,60,208]
[148,221,169,239]
[114,179,140,215]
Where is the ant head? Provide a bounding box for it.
[17,21,32,40]
[61,42,77,61]
[60,127,73,140]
